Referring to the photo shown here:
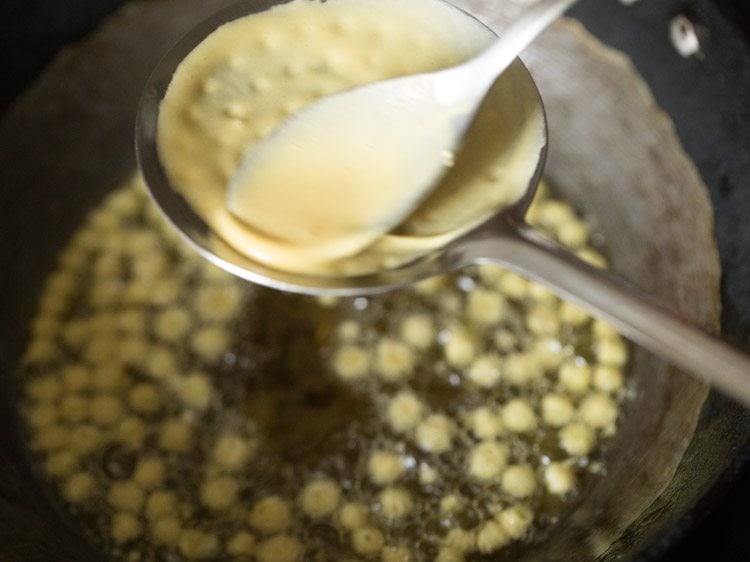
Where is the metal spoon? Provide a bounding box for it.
[136,0,750,407]
[225,0,577,262]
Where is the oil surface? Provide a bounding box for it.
[18,177,629,561]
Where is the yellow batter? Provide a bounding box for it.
[158,0,545,276]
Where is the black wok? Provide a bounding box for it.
[0,0,749,560]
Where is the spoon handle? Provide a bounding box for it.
[464,0,579,91]
[472,222,750,406]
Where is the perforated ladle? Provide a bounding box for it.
[136,0,750,406]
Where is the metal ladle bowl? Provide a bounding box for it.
[136,0,750,407]
[135,0,545,297]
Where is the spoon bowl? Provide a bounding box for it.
[225,0,574,265]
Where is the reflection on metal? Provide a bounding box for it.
[670,14,703,58]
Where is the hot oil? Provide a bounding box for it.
[18,180,629,561]
[221,276,609,556]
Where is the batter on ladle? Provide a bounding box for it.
[158,0,545,275]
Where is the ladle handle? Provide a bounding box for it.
[438,0,578,108]
[477,222,750,406]
[474,0,578,78]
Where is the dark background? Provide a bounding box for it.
[1,0,748,560]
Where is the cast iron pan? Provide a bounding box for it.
[0,0,748,561]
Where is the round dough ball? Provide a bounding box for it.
[500,465,536,498]
[33,424,69,451]
[558,361,591,394]
[502,353,542,387]
[178,529,220,560]
[352,526,385,556]
[595,336,628,367]
[467,355,502,388]
[152,517,181,546]
[498,505,533,539]
[92,363,128,392]
[382,545,413,562]
[442,528,475,552]
[368,451,405,485]
[195,284,243,322]
[387,391,424,433]
[419,463,438,485]
[145,490,178,520]
[90,394,124,427]
[416,414,454,454]
[117,337,149,367]
[557,218,589,248]
[544,462,576,495]
[501,399,537,433]
[579,393,618,432]
[337,320,362,342]
[26,375,62,402]
[108,481,145,512]
[375,339,415,382]
[62,364,92,392]
[44,451,79,478]
[59,394,90,424]
[379,487,413,519]
[559,422,596,457]
[333,345,370,380]
[133,457,166,489]
[115,416,147,449]
[435,547,465,562]
[467,289,507,325]
[213,433,254,471]
[26,402,58,428]
[439,494,463,514]
[24,338,60,365]
[560,301,590,327]
[593,364,624,393]
[128,383,163,415]
[525,305,560,337]
[400,314,435,349]
[444,327,476,368]
[468,441,509,481]
[476,520,510,554]
[191,326,230,361]
[249,496,293,534]
[159,419,192,453]
[63,471,96,503]
[117,309,147,335]
[111,512,141,544]
[176,372,215,411]
[255,534,304,562]
[464,407,503,440]
[226,531,257,556]
[154,307,192,343]
[69,424,102,455]
[200,476,239,510]
[414,276,444,296]
[337,502,369,530]
[530,339,565,370]
[299,479,341,519]
[541,394,574,427]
